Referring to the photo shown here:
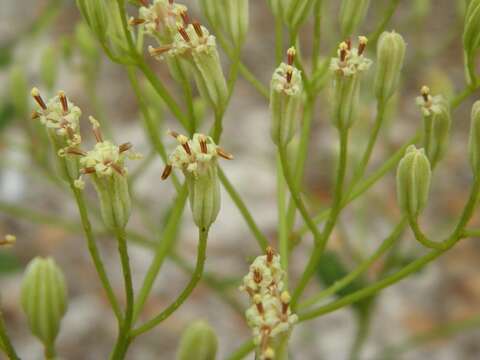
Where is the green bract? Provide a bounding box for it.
[21,257,67,351]
[396,145,432,218]
[284,0,314,30]
[176,321,218,360]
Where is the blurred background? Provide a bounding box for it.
[1,0,480,359]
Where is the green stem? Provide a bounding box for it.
[70,185,122,322]
[45,343,56,360]
[300,218,407,309]
[277,155,289,277]
[368,0,401,45]
[226,339,256,360]
[132,185,188,322]
[110,228,135,359]
[291,129,350,306]
[349,310,373,360]
[218,168,270,250]
[408,216,448,250]
[130,227,210,338]
[0,311,19,360]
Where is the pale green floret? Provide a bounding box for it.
[176,321,218,360]
[415,93,446,117]
[330,47,372,77]
[81,141,123,177]
[139,0,187,39]
[37,95,81,139]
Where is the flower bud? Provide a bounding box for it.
[339,0,370,37]
[9,66,29,118]
[76,0,109,43]
[415,87,451,167]
[374,31,406,103]
[284,0,314,30]
[330,37,372,130]
[270,48,303,146]
[152,24,228,111]
[222,0,249,48]
[73,117,140,230]
[31,88,82,182]
[396,145,432,218]
[176,320,218,360]
[463,0,480,84]
[162,132,233,230]
[40,46,58,92]
[468,101,480,175]
[21,257,67,350]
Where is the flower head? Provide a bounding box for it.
[330,36,372,76]
[415,85,446,117]
[137,0,188,39]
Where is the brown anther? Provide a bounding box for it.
[253,268,263,284]
[31,110,40,120]
[67,147,87,156]
[181,142,191,155]
[168,0,173,4]
[287,48,296,66]
[266,246,274,264]
[346,38,352,50]
[180,10,190,25]
[286,68,293,83]
[82,167,96,174]
[31,89,47,110]
[421,86,430,103]
[216,147,234,160]
[199,136,208,154]
[149,45,171,55]
[92,127,103,143]
[168,130,180,139]
[178,26,190,42]
[340,48,347,62]
[161,164,172,180]
[65,125,75,140]
[58,91,68,113]
[111,163,125,176]
[193,21,203,38]
[138,0,149,6]
[129,18,146,26]
[358,36,368,55]
[253,295,264,314]
[119,142,133,153]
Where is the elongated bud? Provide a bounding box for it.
[199,0,222,29]
[396,145,432,218]
[21,257,67,351]
[415,87,451,167]
[270,48,303,146]
[330,38,372,130]
[468,101,480,175]
[164,133,232,230]
[284,0,314,30]
[31,88,82,182]
[374,31,406,103]
[176,320,218,360]
[339,0,370,37]
[40,46,58,92]
[463,0,480,84]
[76,0,109,43]
[222,0,249,48]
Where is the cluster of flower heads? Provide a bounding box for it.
[271,47,302,97]
[161,131,233,180]
[415,85,446,117]
[330,36,372,76]
[30,88,141,189]
[240,247,298,360]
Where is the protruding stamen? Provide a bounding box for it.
[177,134,191,155]
[168,130,180,139]
[280,291,291,314]
[180,10,190,25]
[168,0,173,4]
[358,36,368,55]
[178,26,190,42]
[286,67,293,83]
[129,17,146,26]
[31,87,47,110]
[82,167,96,174]
[138,0,149,6]
[193,21,203,38]
[253,268,263,284]
[266,246,274,264]
[421,85,430,103]
[339,42,349,62]
[111,163,126,176]
[199,135,208,154]
[253,294,264,314]
[67,147,87,156]
[161,164,172,180]
[287,47,296,66]
[31,110,40,120]
[217,147,234,160]
[58,91,68,113]
[119,142,133,153]
[89,116,103,143]
[148,45,171,56]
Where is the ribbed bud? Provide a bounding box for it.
[75,22,99,61]
[163,133,233,231]
[270,48,303,146]
[284,0,314,30]
[222,0,249,48]
[374,31,406,103]
[396,145,432,218]
[199,0,222,29]
[463,0,480,84]
[21,257,67,350]
[339,0,370,37]
[176,321,218,360]
[415,89,451,167]
[76,0,109,43]
[468,101,480,175]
